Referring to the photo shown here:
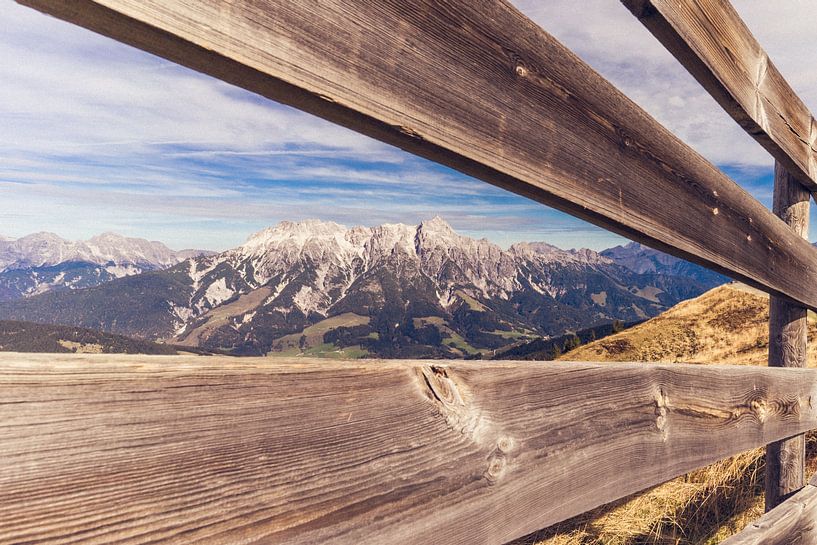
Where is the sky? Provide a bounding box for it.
[0,1,816,251]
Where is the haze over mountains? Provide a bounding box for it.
[0,218,728,357]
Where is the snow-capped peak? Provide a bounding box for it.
[241,219,348,251]
[418,216,455,235]
[0,232,209,273]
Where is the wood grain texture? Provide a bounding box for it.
[4,354,817,544]
[766,162,811,510]
[722,482,817,544]
[622,0,817,191]
[14,0,817,310]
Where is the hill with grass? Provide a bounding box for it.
[0,320,182,355]
[562,283,817,366]
[514,283,817,545]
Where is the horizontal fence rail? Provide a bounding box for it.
[722,473,817,544]
[16,0,817,310]
[622,0,817,192]
[3,355,817,544]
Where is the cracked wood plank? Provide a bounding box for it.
[14,0,817,309]
[3,354,817,544]
[622,0,817,192]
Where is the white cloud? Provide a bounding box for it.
[0,1,400,162]
[2,0,814,251]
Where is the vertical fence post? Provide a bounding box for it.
[765,162,810,511]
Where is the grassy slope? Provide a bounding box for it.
[564,283,817,366]
[267,313,371,358]
[0,320,180,355]
[516,284,817,545]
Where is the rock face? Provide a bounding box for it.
[0,232,211,301]
[0,218,727,358]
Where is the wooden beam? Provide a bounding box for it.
[14,0,817,310]
[766,162,811,510]
[3,354,817,544]
[722,480,817,544]
[622,0,817,192]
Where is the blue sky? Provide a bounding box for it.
[0,1,815,251]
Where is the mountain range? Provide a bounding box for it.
[0,232,211,301]
[0,218,728,357]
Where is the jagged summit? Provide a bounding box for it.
[238,217,616,269]
[418,215,456,235]
[0,217,727,358]
[240,220,349,253]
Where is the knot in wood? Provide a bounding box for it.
[654,388,669,436]
[515,63,528,78]
[614,126,635,150]
[750,398,768,422]
[485,453,507,484]
[418,366,498,447]
[497,436,514,454]
[655,414,667,434]
[654,388,669,410]
[776,396,802,418]
[422,366,463,407]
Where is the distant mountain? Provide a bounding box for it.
[601,241,729,286]
[0,218,726,358]
[0,232,212,301]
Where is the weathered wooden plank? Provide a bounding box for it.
[3,354,817,544]
[766,162,811,510]
[15,0,817,309]
[622,0,817,192]
[722,482,817,544]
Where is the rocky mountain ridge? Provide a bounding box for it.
[0,232,211,301]
[600,241,729,286]
[0,218,728,358]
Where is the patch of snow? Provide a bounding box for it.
[241,311,256,325]
[189,259,217,293]
[169,303,195,335]
[438,289,455,308]
[293,285,326,315]
[528,275,546,295]
[105,264,142,278]
[204,278,234,307]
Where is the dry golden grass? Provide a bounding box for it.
[513,283,817,545]
[564,283,817,367]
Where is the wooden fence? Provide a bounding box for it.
[4,0,817,543]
